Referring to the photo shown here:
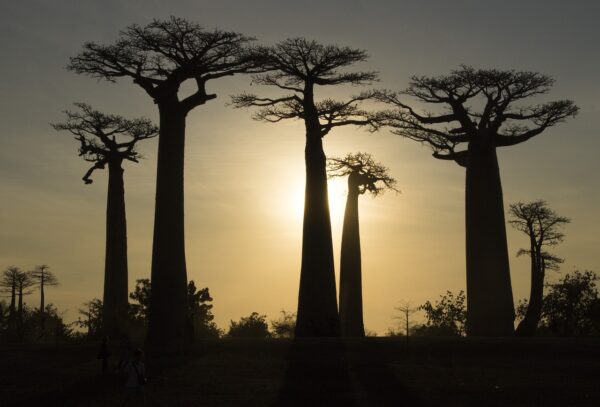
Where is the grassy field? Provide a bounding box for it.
[1,337,599,406]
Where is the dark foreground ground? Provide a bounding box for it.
[1,337,599,406]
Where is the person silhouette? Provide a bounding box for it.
[97,335,111,374]
[122,348,147,405]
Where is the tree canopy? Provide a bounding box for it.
[68,17,261,111]
[231,38,380,136]
[376,66,579,166]
[52,103,158,183]
[327,152,398,196]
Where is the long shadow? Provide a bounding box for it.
[276,338,424,407]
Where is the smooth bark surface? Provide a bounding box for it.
[339,174,365,337]
[465,143,515,336]
[147,105,190,350]
[102,159,129,337]
[295,134,340,337]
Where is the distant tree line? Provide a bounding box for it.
[390,270,600,338]
[0,265,69,343]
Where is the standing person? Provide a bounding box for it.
[97,335,111,374]
[122,348,147,405]
[117,334,133,372]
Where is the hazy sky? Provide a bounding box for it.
[1,0,599,334]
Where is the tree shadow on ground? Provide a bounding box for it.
[276,338,424,406]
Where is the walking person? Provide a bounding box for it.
[122,348,147,406]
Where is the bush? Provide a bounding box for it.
[227,312,270,338]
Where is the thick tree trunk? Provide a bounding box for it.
[102,158,129,338]
[146,105,190,350]
[295,134,340,337]
[339,174,365,337]
[465,142,515,336]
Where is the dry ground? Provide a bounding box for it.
[1,337,599,406]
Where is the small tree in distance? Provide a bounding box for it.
[270,310,296,338]
[76,299,103,339]
[508,200,570,336]
[29,265,59,339]
[0,267,21,331]
[393,301,419,339]
[227,312,270,338]
[415,290,467,337]
[542,270,599,336]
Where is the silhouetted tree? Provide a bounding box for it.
[415,290,467,336]
[53,103,157,338]
[0,267,21,330]
[76,298,103,339]
[393,301,419,339]
[129,278,151,325]
[509,201,570,336]
[187,281,221,338]
[232,38,379,337]
[270,310,296,338]
[376,67,578,336]
[69,17,261,350]
[15,271,33,337]
[0,300,8,336]
[227,312,270,338]
[327,153,398,337]
[542,270,598,336]
[28,264,59,338]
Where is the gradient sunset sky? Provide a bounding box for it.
[1,0,598,334]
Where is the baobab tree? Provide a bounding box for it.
[15,270,34,335]
[68,17,261,349]
[509,200,570,336]
[232,38,379,336]
[53,103,157,337]
[376,67,578,336]
[29,264,59,338]
[327,153,398,336]
[0,266,21,330]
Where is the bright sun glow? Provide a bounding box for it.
[273,169,349,229]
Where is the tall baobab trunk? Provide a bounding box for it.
[295,101,340,336]
[339,172,365,337]
[465,142,515,336]
[147,104,190,350]
[516,243,544,336]
[102,158,129,337]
